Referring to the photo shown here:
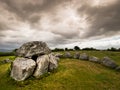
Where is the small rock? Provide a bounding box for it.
[89,56,101,63]
[79,53,89,60]
[74,52,80,59]
[64,52,72,58]
[55,53,63,58]
[11,57,36,81]
[2,59,12,64]
[101,57,118,69]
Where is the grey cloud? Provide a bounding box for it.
[0,0,120,50]
[0,0,70,23]
[77,0,120,38]
[51,29,80,39]
[0,0,73,33]
[0,22,8,30]
[28,15,41,24]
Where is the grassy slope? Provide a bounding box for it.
[0,51,120,90]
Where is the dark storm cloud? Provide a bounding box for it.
[77,0,120,38]
[0,0,70,23]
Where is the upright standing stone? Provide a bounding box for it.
[48,53,58,71]
[33,55,49,78]
[33,54,58,78]
[11,57,36,81]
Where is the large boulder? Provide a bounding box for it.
[101,57,118,69]
[74,52,80,59]
[11,57,36,81]
[48,54,58,71]
[33,55,49,78]
[89,56,101,63]
[16,41,51,58]
[33,54,58,78]
[79,53,89,60]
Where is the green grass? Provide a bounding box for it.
[0,51,120,90]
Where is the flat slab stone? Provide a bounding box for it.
[16,41,51,58]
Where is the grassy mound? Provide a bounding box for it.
[0,51,120,90]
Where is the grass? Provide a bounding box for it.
[0,51,120,90]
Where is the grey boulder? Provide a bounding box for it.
[64,52,72,58]
[16,41,51,58]
[33,54,58,78]
[101,57,118,69]
[89,56,101,63]
[33,55,49,78]
[54,53,63,58]
[74,52,80,59]
[11,57,36,81]
[48,54,58,71]
[79,53,89,60]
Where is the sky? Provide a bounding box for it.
[0,0,120,50]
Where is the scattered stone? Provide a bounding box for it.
[74,52,80,59]
[11,41,120,81]
[11,57,36,81]
[89,56,101,63]
[16,41,51,58]
[2,59,12,64]
[79,53,89,60]
[54,53,63,58]
[101,57,118,69]
[64,52,72,58]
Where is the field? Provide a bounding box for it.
[0,51,120,90]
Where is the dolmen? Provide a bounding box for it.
[10,41,59,81]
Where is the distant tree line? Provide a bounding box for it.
[52,46,120,52]
[0,49,17,56]
[107,47,120,51]
[0,47,120,56]
[0,52,15,56]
